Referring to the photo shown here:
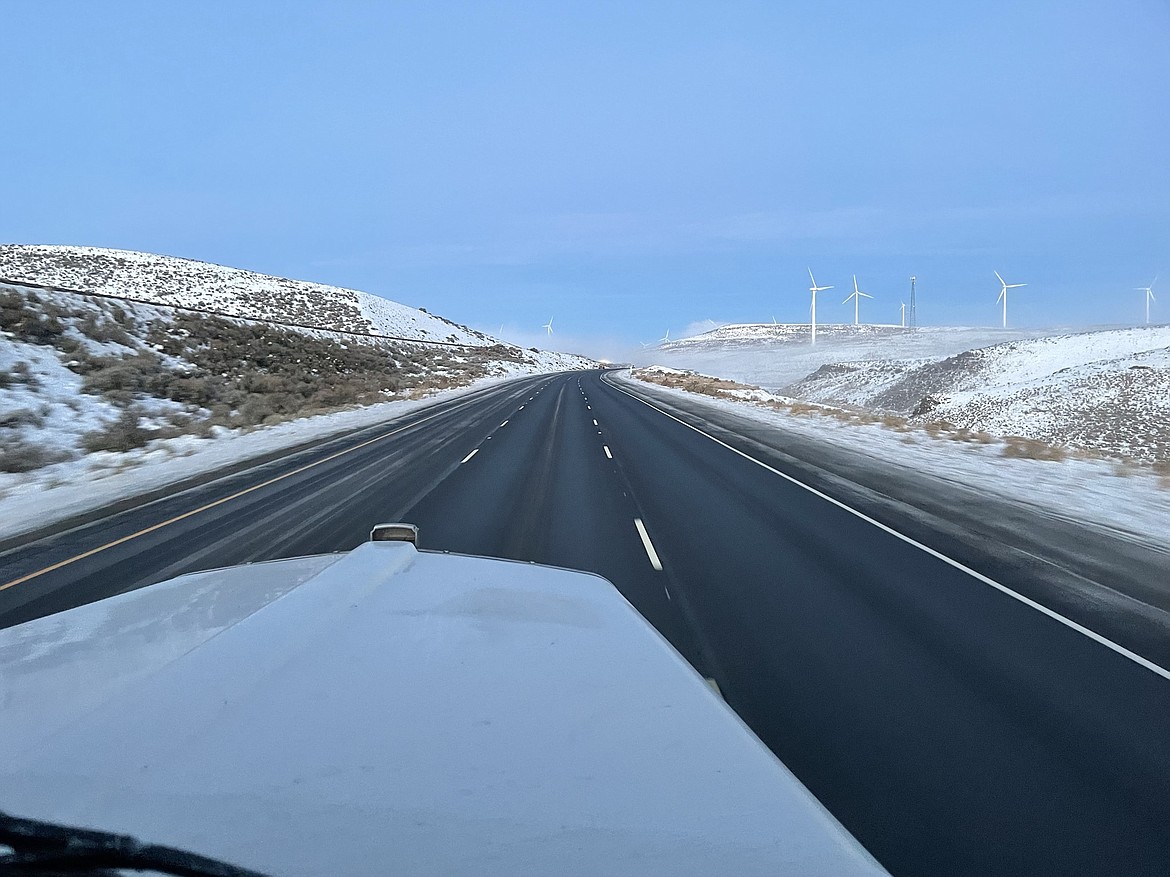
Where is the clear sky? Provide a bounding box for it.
[4,1,1168,357]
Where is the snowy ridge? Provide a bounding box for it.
[0,245,495,346]
[663,322,907,348]
[645,323,1057,389]
[786,326,1170,463]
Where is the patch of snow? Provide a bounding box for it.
[0,339,120,459]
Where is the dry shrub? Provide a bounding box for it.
[787,402,820,416]
[0,408,45,429]
[0,290,66,344]
[0,437,69,472]
[634,369,758,400]
[82,410,148,453]
[1000,436,1068,462]
[1111,461,1136,478]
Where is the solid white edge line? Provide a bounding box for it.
[634,517,664,571]
[603,445,613,459]
[604,375,1170,680]
[460,448,479,464]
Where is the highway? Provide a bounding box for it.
[2,368,1168,876]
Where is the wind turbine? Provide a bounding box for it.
[542,317,554,336]
[900,301,906,328]
[807,268,832,345]
[843,275,873,325]
[1136,276,1157,325]
[659,329,671,344]
[994,271,1025,328]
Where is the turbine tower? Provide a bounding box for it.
[1136,276,1157,325]
[909,275,917,330]
[994,271,1025,328]
[807,268,832,345]
[843,275,873,325]
[543,317,554,336]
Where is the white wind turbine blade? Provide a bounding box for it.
[859,291,873,299]
[997,288,1005,304]
[808,268,832,292]
[1006,283,1026,289]
[994,270,1006,286]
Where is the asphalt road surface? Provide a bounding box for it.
[2,369,1167,877]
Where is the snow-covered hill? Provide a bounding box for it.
[0,247,594,486]
[645,322,1057,389]
[785,326,1170,463]
[0,245,495,346]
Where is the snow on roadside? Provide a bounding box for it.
[0,376,541,542]
[624,373,1170,547]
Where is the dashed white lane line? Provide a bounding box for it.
[604,375,1170,680]
[499,420,509,427]
[603,445,613,459]
[586,405,591,410]
[592,419,598,426]
[633,517,663,571]
[460,448,479,464]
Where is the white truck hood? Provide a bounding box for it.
[0,541,886,875]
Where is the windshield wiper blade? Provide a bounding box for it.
[0,810,272,877]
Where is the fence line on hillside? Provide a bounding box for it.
[0,276,502,349]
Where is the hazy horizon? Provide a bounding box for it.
[4,2,1167,358]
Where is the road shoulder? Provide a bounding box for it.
[608,370,1170,667]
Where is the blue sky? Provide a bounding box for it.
[4,1,1168,357]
